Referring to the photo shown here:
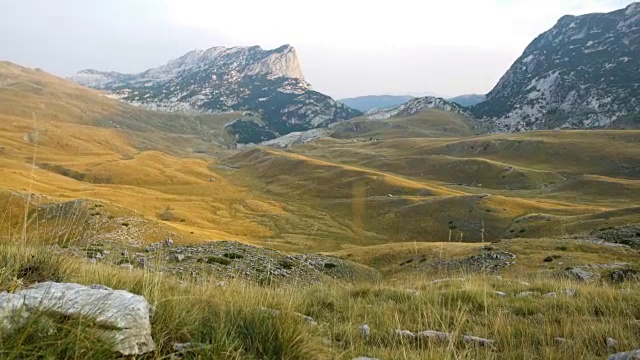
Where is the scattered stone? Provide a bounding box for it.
[87,251,103,259]
[417,330,451,342]
[173,342,211,353]
[56,240,381,286]
[607,337,619,348]
[517,291,536,298]
[554,337,572,345]
[394,329,416,338]
[146,242,164,253]
[431,278,464,284]
[564,288,577,297]
[294,312,317,326]
[0,282,154,355]
[610,269,638,283]
[174,254,185,262]
[568,267,599,282]
[463,335,494,346]
[258,307,280,316]
[164,238,174,247]
[608,349,640,360]
[359,324,371,340]
[495,291,507,297]
[426,251,516,273]
[120,263,134,271]
[543,292,557,298]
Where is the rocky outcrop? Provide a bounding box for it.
[71,45,361,136]
[0,282,154,355]
[367,96,468,120]
[473,3,640,132]
[56,240,380,285]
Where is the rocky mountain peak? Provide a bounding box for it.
[472,3,640,132]
[71,45,360,138]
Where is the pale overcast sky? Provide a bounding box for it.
[0,0,635,98]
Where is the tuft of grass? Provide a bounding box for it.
[0,243,74,292]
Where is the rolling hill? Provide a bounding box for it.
[0,62,639,254]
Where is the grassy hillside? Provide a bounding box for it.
[3,236,640,359]
[227,148,621,244]
[1,63,639,252]
[0,63,308,245]
[331,109,475,139]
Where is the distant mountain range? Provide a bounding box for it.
[448,94,486,107]
[472,2,640,131]
[338,95,414,112]
[71,45,361,140]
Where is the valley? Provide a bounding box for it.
[2,62,639,255]
[1,3,640,358]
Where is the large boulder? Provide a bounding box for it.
[0,282,154,355]
[609,349,640,360]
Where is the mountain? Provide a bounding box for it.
[338,95,414,112]
[366,96,469,120]
[472,3,640,132]
[448,94,486,107]
[71,45,362,136]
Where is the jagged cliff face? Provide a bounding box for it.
[473,3,640,132]
[71,45,360,135]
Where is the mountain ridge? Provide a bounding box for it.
[71,45,361,136]
[472,2,640,132]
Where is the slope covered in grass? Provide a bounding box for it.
[331,109,475,139]
[3,237,640,359]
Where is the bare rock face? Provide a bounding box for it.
[473,3,640,132]
[608,349,640,360]
[0,282,154,356]
[71,45,361,138]
[244,45,305,80]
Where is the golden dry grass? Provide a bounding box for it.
[0,62,639,252]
